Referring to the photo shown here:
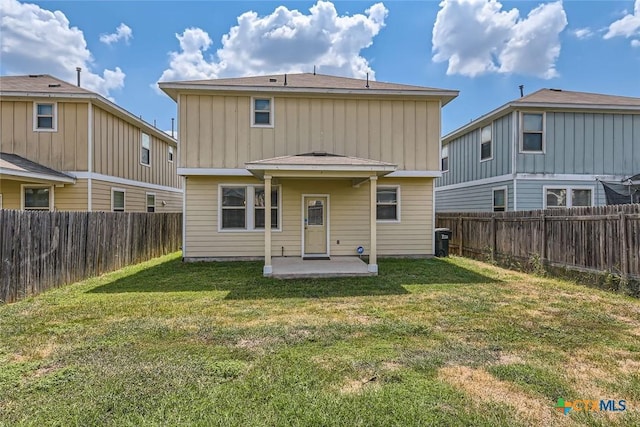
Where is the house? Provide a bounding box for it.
[159,73,458,275]
[435,89,640,212]
[0,74,181,212]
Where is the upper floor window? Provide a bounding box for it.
[168,146,174,163]
[545,187,593,209]
[141,132,150,166]
[23,186,51,210]
[252,98,273,127]
[34,102,57,131]
[521,112,544,152]
[480,124,492,161]
[441,145,449,172]
[493,187,506,212]
[376,187,400,222]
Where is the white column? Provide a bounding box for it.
[263,175,273,276]
[368,175,378,273]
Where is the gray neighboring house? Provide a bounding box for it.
[435,88,640,212]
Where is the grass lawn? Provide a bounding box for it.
[1,254,639,426]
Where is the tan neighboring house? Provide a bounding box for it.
[0,74,181,212]
[160,73,457,275]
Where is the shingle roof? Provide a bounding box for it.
[0,152,76,183]
[0,74,94,94]
[515,88,640,107]
[247,152,397,167]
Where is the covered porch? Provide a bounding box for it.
[246,152,397,277]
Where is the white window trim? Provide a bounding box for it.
[441,145,449,172]
[376,185,401,223]
[251,97,274,128]
[146,192,156,212]
[542,185,595,209]
[168,146,174,163]
[480,123,493,162]
[33,101,58,132]
[140,132,151,167]
[111,187,126,212]
[519,111,545,154]
[217,184,282,232]
[21,184,53,211]
[492,185,508,212]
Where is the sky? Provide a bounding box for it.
[1,0,640,136]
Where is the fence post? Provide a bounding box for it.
[458,216,464,256]
[540,213,546,262]
[620,212,628,279]
[491,214,496,262]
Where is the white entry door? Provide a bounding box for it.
[303,196,328,256]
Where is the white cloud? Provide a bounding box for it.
[573,28,593,39]
[632,39,640,47]
[604,0,640,46]
[99,23,133,45]
[0,0,125,98]
[432,0,567,79]
[157,1,388,84]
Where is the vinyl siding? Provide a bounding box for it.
[516,111,640,176]
[0,100,88,171]
[435,179,514,212]
[0,180,22,209]
[91,179,182,212]
[92,106,179,188]
[437,113,512,187]
[515,179,605,211]
[0,179,86,210]
[184,176,434,259]
[180,95,441,171]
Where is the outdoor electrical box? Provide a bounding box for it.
[434,228,452,257]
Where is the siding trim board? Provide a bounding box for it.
[435,174,513,191]
[69,172,183,193]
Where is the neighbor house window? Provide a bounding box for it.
[141,132,150,166]
[168,146,174,162]
[112,189,125,212]
[377,187,399,221]
[545,187,593,208]
[441,145,449,172]
[493,187,507,212]
[146,193,156,213]
[220,185,281,231]
[252,98,273,127]
[23,187,51,210]
[34,102,56,131]
[481,124,492,161]
[521,112,544,152]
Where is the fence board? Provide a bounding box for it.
[0,211,182,303]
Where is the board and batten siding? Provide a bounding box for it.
[184,176,434,259]
[437,113,512,187]
[516,111,640,176]
[91,179,182,213]
[92,106,179,189]
[515,179,605,211]
[0,100,88,171]
[179,95,441,171]
[435,179,514,212]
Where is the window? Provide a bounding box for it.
[252,98,273,127]
[23,187,51,210]
[112,189,125,212]
[480,124,492,160]
[441,145,449,172]
[377,187,399,221]
[493,187,506,212]
[34,102,56,131]
[168,146,174,163]
[146,193,156,213]
[220,185,280,231]
[521,112,544,152]
[141,132,150,166]
[545,187,593,208]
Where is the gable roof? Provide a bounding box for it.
[159,73,458,105]
[444,88,640,144]
[0,74,177,146]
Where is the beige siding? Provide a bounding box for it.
[184,176,433,259]
[0,179,21,209]
[180,95,441,170]
[55,180,89,211]
[91,179,182,212]
[0,100,88,171]
[92,106,179,188]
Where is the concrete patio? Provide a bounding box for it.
[270,256,375,279]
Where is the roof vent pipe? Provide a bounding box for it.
[366,73,369,89]
[519,84,524,97]
[76,67,82,87]
[313,65,316,75]
[284,74,287,86]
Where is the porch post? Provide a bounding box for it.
[369,175,378,273]
[263,175,273,276]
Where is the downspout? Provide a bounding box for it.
[87,101,93,211]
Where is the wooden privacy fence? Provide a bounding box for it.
[0,210,182,303]
[436,204,640,280]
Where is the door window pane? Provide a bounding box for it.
[307,200,323,225]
